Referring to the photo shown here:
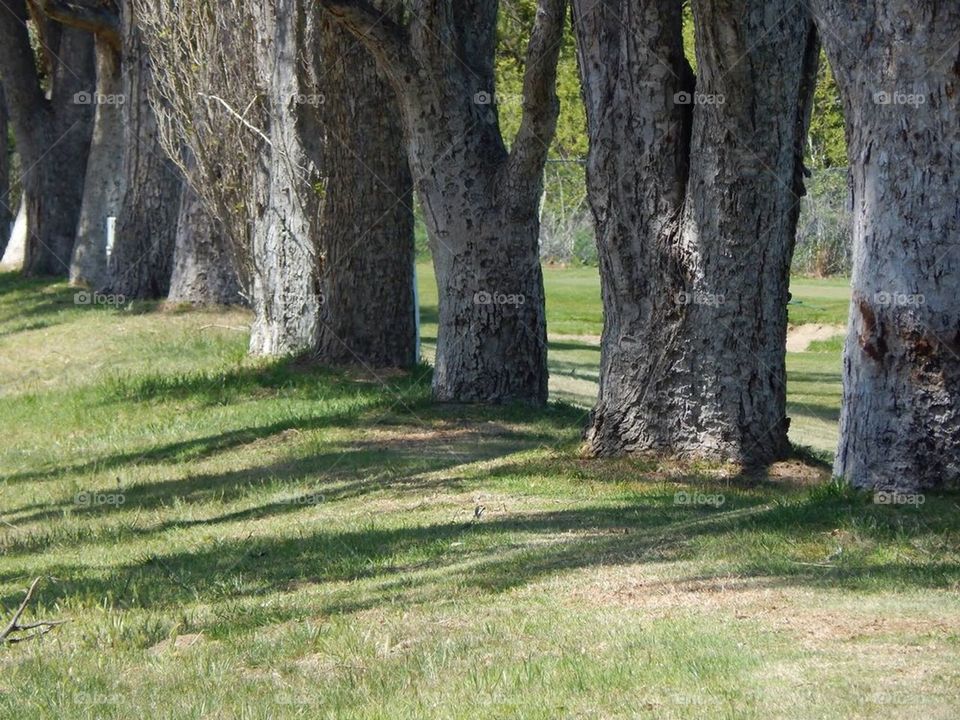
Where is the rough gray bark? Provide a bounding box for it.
[105,0,181,298]
[70,37,124,288]
[321,0,567,402]
[0,85,10,259]
[0,3,95,276]
[574,0,818,466]
[168,180,243,305]
[311,11,417,368]
[247,0,323,356]
[809,0,960,492]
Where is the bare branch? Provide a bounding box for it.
[318,0,415,77]
[36,0,121,49]
[0,577,67,644]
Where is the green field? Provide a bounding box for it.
[419,263,848,455]
[3,270,957,720]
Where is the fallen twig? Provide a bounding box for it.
[0,578,67,644]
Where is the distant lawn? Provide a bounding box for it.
[418,262,848,454]
[1,272,957,719]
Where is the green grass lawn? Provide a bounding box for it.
[418,263,848,454]
[3,271,957,719]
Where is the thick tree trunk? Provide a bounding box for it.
[248,0,323,356]
[167,180,243,305]
[810,1,960,492]
[311,14,417,368]
[0,85,10,259]
[321,0,566,402]
[0,3,95,277]
[105,1,181,298]
[70,38,125,288]
[575,0,818,466]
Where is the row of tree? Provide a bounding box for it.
[1,0,956,494]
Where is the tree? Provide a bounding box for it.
[0,85,10,260]
[140,0,417,366]
[167,178,243,306]
[104,0,182,299]
[573,0,819,466]
[320,0,568,403]
[808,0,960,492]
[70,31,125,289]
[0,2,95,276]
[311,7,417,367]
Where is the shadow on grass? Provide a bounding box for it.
[5,474,958,631]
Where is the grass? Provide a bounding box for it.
[2,270,957,719]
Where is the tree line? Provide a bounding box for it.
[0,0,956,494]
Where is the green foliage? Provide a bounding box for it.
[808,52,848,169]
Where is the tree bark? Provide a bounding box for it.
[311,11,417,368]
[0,3,95,276]
[247,0,323,356]
[105,0,181,299]
[574,0,818,466]
[70,37,125,288]
[0,85,10,259]
[809,0,960,492]
[320,0,567,403]
[167,179,243,305]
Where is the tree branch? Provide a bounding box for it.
[317,0,415,78]
[0,577,68,644]
[506,0,567,193]
[36,0,121,50]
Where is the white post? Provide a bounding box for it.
[106,216,117,260]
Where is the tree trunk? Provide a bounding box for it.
[311,13,417,368]
[247,0,323,356]
[70,37,125,288]
[0,85,10,259]
[0,3,95,277]
[105,1,181,299]
[809,0,960,492]
[574,0,818,466]
[321,0,566,403]
[167,180,243,305]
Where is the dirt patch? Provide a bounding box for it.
[147,633,206,655]
[550,333,602,346]
[563,571,960,648]
[786,324,846,352]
